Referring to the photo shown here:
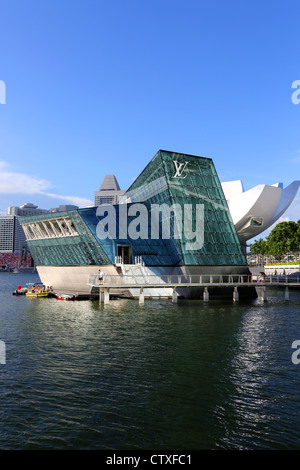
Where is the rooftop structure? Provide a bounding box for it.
[50,204,79,213]
[7,203,49,217]
[94,175,125,206]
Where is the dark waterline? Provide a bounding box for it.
[1,272,300,450]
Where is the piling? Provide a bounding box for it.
[285,286,290,301]
[203,287,209,302]
[139,287,144,305]
[172,287,178,303]
[260,286,267,302]
[104,287,110,305]
[233,286,239,302]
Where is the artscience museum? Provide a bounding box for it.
[222,179,300,245]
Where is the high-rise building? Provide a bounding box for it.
[7,203,49,217]
[3,203,79,255]
[4,204,48,255]
[94,175,125,206]
[0,215,27,253]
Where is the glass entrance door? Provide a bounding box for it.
[117,245,132,264]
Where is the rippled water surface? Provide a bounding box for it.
[1,272,300,449]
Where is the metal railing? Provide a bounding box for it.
[114,255,144,266]
[88,273,300,288]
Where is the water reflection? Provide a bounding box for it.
[2,275,300,449]
[225,292,300,449]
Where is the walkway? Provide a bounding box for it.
[88,273,300,304]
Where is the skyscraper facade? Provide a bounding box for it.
[0,215,27,253]
[94,175,125,206]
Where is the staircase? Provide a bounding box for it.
[88,257,175,299]
[118,263,174,298]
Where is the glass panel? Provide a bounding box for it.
[22,210,111,266]
[20,151,246,268]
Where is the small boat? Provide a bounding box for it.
[56,294,76,301]
[13,286,28,295]
[25,283,49,298]
[26,291,49,298]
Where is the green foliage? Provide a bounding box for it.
[250,238,267,255]
[265,261,300,265]
[250,220,300,261]
[267,221,298,257]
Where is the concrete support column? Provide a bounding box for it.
[99,289,103,303]
[233,286,239,302]
[139,287,144,304]
[104,287,110,305]
[203,287,209,302]
[285,286,290,301]
[172,287,178,303]
[260,286,267,302]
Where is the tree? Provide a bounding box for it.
[266,221,298,262]
[250,238,268,265]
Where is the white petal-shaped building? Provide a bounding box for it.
[221,180,300,244]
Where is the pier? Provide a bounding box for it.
[87,273,300,304]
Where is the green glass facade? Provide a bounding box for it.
[124,150,246,266]
[19,150,246,267]
[19,210,111,266]
[79,203,183,266]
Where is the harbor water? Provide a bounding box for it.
[1,272,300,450]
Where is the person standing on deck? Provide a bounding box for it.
[98,269,104,285]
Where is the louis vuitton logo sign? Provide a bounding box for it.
[173,160,188,178]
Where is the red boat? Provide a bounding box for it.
[56,294,76,301]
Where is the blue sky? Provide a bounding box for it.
[0,0,300,237]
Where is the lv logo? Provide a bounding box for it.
[173,160,188,178]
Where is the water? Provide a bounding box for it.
[1,272,300,450]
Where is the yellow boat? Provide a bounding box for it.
[25,282,49,298]
[25,291,49,298]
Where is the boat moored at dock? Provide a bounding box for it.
[56,294,76,301]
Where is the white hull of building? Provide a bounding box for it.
[36,264,252,299]
[36,264,180,297]
[36,265,118,295]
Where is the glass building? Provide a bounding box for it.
[19,150,250,296]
